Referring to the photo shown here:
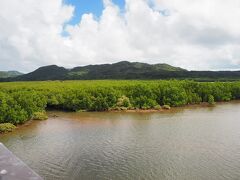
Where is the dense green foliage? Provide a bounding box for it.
[2,61,240,81]
[0,80,240,125]
[0,123,16,133]
[0,91,47,124]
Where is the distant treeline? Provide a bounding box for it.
[1,80,240,125]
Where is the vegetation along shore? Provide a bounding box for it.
[1,80,240,132]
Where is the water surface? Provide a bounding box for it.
[1,102,240,180]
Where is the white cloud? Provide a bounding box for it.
[0,0,240,72]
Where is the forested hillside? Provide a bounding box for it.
[2,61,240,81]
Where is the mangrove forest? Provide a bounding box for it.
[0,80,240,129]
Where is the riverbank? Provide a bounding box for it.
[103,100,240,113]
[2,100,238,135]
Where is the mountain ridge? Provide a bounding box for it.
[1,61,240,81]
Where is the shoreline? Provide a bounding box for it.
[97,101,231,113]
[49,100,240,114]
[1,100,240,135]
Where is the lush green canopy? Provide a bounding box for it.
[0,80,239,125]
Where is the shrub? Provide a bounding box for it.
[32,112,48,120]
[0,92,28,124]
[154,105,162,110]
[0,123,16,133]
[162,86,187,107]
[127,84,158,109]
[116,96,131,108]
[162,105,171,110]
[208,95,215,105]
[11,91,47,118]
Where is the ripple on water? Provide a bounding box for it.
[1,102,240,179]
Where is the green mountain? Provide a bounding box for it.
[12,65,68,81]
[0,71,23,78]
[68,61,186,80]
[1,61,240,81]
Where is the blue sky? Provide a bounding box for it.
[64,0,125,25]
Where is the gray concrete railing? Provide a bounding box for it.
[0,143,43,180]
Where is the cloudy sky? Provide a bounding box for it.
[1,0,240,72]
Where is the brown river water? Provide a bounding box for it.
[1,102,240,180]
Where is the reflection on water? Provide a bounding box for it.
[1,102,240,180]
